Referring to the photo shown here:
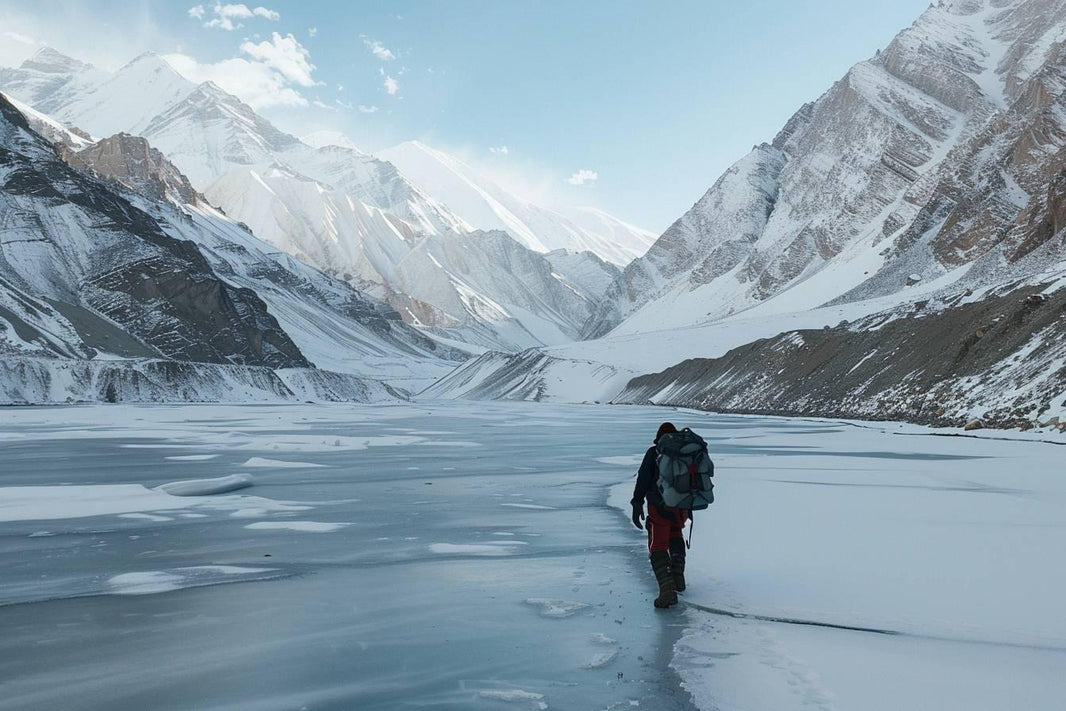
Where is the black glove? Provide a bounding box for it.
[631,502,645,530]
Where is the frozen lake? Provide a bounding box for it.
[1,402,1064,710]
[0,402,697,711]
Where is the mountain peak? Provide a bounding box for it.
[20,46,95,74]
[302,130,363,153]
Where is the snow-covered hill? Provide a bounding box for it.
[378,140,657,265]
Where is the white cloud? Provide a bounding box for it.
[164,52,307,109]
[357,104,380,113]
[2,31,38,45]
[312,99,330,109]
[383,75,399,95]
[239,32,319,87]
[252,7,280,21]
[566,169,598,186]
[364,39,395,61]
[336,84,344,91]
[308,27,318,38]
[195,3,280,31]
[490,145,509,156]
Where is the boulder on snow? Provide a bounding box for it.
[963,419,984,431]
[906,274,923,286]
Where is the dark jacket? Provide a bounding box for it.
[631,445,663,507]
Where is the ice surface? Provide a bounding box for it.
[0,401,696,711]
[4,401,1062,710]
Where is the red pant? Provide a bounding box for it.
[647,504,688,553]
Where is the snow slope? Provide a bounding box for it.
[605,412,1066,710]
[378,140,657,265]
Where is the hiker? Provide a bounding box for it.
[631,422,688,608]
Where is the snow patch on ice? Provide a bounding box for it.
[429,542,525,556]
[107,566,277,596]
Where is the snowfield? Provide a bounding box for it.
[1,402,1063,710]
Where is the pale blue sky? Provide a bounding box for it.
[0,0,932,231]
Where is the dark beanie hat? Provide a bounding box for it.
[655,422,678,443]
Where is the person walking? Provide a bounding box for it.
[630,422,689,609]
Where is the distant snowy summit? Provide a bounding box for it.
[379,140,657,266]
[0,46,658,353]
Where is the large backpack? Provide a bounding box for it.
[656,428,714,510]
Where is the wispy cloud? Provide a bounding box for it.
[189,4,280,31]
[2,31,38,45]
[307,27,318,38]
[164,32,318,109]
[383,75,399,96]
[489,145,509,156]
[566,169,598,186]
[240,32,319,87]
[357,104,380,114]
[363,39,395,61]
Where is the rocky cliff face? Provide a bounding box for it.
[62,132,200,204]
[614,281,1066,429]
[591,0,1066,338]
[0,94,307,368]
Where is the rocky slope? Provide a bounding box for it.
[614,280,1066,429]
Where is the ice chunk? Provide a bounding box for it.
[583,650,618,669]
[155,474,254,496]
[524,598,589,618]
[245,521,350,533]
[241,457,326,469]
[117,513,173,522]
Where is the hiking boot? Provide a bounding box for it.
[650,550,677,608]
[669,539,686,592]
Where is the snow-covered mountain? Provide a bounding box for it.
[1,48,644,351]
[204,163,605,350]
[0,92,462,403]
[378,140,657,265]
[426,0,1066,431]
[588,0,1066,339]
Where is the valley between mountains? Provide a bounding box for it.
[1,0,1064,433]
